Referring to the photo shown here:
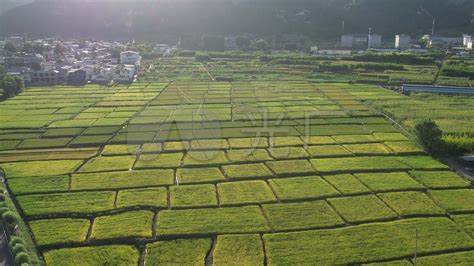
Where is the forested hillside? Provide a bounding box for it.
[0,0,472,40]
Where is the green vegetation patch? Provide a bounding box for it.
[431,189,474,212]
[176,167,225,184]
[384,141,423,154]
[91,210,154,240]
[17,191,116,216]
[222,163,273,180]
[43,245,139,266]
[270,136,304,147]
[72,169,174,190]
[324,174,370,194]
[29,218,90,246]
[332,135,377,144]
[328,195,397,223]
[306,145,352,157]
[354,172,424,192]
[269,147,309,159]
[135,153,183,169]
[191,139,229,150]
[379,191,444,217]
[116,188,168,209]
[8,175,69,194]
[183,151,229,166]
[392,156,449,170]
[262,201,344,231]
[311,157,408,173]
[17,138,72,149]
[263,217,474,265]
[218,180,276,206]
[213,234,264,265]
[228,138,268,148]
[416,251,474,265]
[226,149,273,163]
[343,143,391,155]
[266,159,314,175]
[269,176,340,201]
[451,214,474,237]
[170,184,217,208]
[70,135,111,146]
[373,133,409,142]
[145,239,211,265]
[410,171,470,189]
[156,206,270,237]
[78,155,136,172]
[303,136,337,145]
[102,144,140,155]
[1,160,83,178]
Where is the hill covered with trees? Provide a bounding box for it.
[0,0,472,41]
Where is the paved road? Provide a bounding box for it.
[0,223,13,266]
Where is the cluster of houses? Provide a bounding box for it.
[0,37,170,86]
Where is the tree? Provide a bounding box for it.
[413,118,443,155]
[21,43,33,53]
[235,36,251,49]
[32,43,45,54]
[0,76,24,100]
[4,42,16,54]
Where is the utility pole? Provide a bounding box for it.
[431,18,436,37]
[368,27,372,50]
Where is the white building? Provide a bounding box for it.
[395,34,411,49]
[113,65,136,83]
[153,44,171,56]
[92,66,114,84]
[120,51,141,66]
[342,34,382,49]
[463,34,472,46]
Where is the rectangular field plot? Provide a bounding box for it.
[145,239,211,265]
[410,171,471,189]
[29,218,90,246]
[91,211,154,240]
[1,160,83,178]
[78,156,136,172]
[222,163,273,180]
[17,191,116,216]
[213,234,264,265]
[43,245,139,266]
[176,167,225,184]
[328,195,397,223]
[226,149,273,163]
[183,151,229,166]
[116,187,168,209]
[263,217,474,265]
[354,172,424,192]
[217,180,277,206]
[306,144,352,157]
[265,159,315,175]
[343,143,392,155]
[311,157,409,173]
[323,174,370,194]
[135,153,183,169]
[269,176,340,201]
[8,175,69,194]
[378,191,444,217]
[430,189,474,212]
[72,169,174,190]
[262,201,344,231]
[170,184,217,208]
[156,206,270,237]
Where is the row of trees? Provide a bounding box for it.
[0,67,24,101]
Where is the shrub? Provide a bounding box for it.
[12,243,27,255]
[195,55,211,62]
[14,252,30,265]
[413,119,443,155]
[0,194,5,201]
[0,207,10,215]
[9,236,25,247]
[2,211,17,225]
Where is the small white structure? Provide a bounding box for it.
[92,66,114,83]
[342,34,381,49]
[310,46,319,54]
[395,34,411,49]
[120,51,141,66]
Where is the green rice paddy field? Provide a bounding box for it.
[0,57,473,265]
